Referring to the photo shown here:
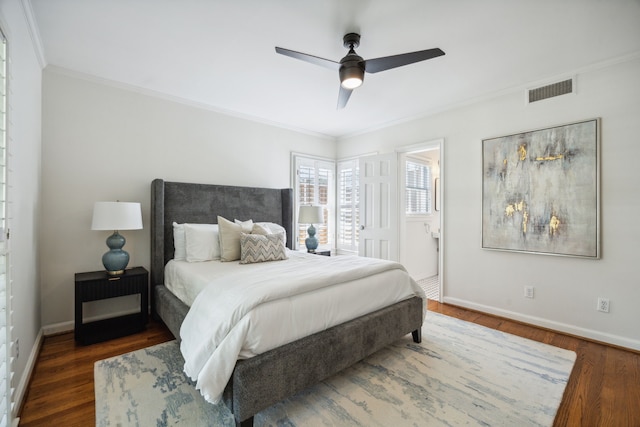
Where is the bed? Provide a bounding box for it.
[150,178,424,427]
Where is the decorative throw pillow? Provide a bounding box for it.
[251,223,271,235]
[240,232,288,264]
[184,223,220,262]
[235,218,254,233]
[257,222,287,244]
[173,222,186,261]
[218,216,243,262]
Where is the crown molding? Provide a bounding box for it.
[45,64,337,142]
[20,0,46,68]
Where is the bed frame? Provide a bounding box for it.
[150,178,424,427]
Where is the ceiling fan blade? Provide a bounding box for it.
[364,48,445,73]
[275,47,341,71]
[337,86,353,109]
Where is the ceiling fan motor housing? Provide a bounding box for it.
[339,55,365,88]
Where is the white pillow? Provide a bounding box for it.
[219,216,243,262]
[257,222,287,244]
[251,223,271,235]
[235,218,254,232]
[173,222,186,261]
[184,223,220,262]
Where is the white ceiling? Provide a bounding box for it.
[29,0,640,139]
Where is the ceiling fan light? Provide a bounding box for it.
[341,77,363,89]
[340,65,364,89]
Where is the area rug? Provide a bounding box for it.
[95,311,576,426]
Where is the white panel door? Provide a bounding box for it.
[359,153,398,260]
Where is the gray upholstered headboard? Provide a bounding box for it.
[150,179,294,289]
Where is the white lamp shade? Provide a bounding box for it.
[298,205,324,224]
[91,202,143,231]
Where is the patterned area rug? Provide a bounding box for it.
[95,312,576,426]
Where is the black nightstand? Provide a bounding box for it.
[74,266,148,345]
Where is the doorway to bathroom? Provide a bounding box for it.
[397,139,443,302]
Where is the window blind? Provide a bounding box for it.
[406,160,431,214]
[0,27,11,427]
[337,159,359,252]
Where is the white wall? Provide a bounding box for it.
[0,0,43,417]
[40,69,335,327]
[337,57,640,350]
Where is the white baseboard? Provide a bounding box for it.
[443,296,640,352]
[42,307,142,336]
[13,329,44,422]
[42,320,74,336]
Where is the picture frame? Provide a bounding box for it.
[481,118,600,258]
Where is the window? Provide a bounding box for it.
[337,159,359,253]
[293,155,334,250]
[0,27,11,427]
[406,160,432,215]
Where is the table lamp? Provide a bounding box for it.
[298,205,324,252]
[91,201,143,275]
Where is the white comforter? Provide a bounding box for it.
[179,252,424,404]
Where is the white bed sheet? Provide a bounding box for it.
[166,251,423,358]
[166,251,425,403]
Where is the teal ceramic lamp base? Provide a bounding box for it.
[102,231,130,275]
[305,224,319,252]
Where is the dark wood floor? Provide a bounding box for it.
[18,301,640,426]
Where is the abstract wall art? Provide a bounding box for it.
[482,118,600,258]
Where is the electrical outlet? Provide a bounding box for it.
[524,286,534,299]
[597,297,610,313]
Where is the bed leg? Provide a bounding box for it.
[236,416,254,427]
[412,329,422,343]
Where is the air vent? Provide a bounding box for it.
[528,78,574,103]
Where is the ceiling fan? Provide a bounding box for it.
[275,33,445,109]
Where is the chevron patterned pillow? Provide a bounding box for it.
[239,232,288,264]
